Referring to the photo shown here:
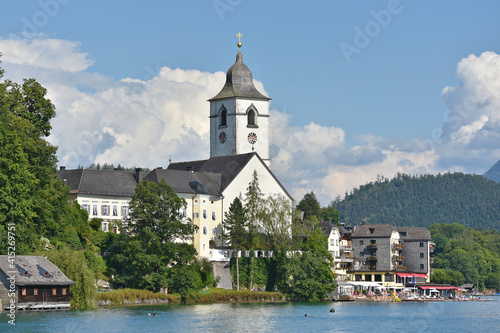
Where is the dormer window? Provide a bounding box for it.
[369,228,375,234]
[24,271,30,277]
[44,271,50,277]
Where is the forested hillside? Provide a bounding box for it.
[331,173,500,230]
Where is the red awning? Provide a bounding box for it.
[419,286,460,290]
[396,273,428,278]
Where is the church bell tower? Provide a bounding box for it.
[209,33,271,167]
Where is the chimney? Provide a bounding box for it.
[59,166,66,171]
[135,168,142,183]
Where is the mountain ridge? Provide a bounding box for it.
[331,172,500,230]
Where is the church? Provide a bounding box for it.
[58,36,294,260]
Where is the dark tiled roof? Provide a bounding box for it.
[351,223,395,238]
[143,169,221,196]
[209,50,271,101]
[168,153,293,201]
[396,227,431,241]
[0,256,75,286]
[319,221,334,237]
[57,169,138,197]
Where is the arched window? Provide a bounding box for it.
[246,104,258,127]
[219,106,227,127]
[220,109,227,126]
[248,109,256,126]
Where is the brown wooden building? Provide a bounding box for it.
[0,256,75,310]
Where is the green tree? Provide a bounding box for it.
[321,206,340,224]
[261,194,293,254]
[109,180,198,291]
[243,170,265,290]
[277,217,336,301]
[223,197,248,291]
[297,192,321,220]
[42,248,96,309]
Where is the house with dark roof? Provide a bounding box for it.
[0,256,75,310]
[347,223,431,287]
[58,167,141,233]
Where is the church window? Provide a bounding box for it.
[220,108,227,127]
[247,109,256,126]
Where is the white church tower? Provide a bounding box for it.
[209,34,271,167]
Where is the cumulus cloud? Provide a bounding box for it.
[0,37,93,72]
[438,51,500,172]
[1,36,499,206]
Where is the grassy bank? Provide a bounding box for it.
[96,288,181,305]
[96,288,284,306]
[183,289,285,304]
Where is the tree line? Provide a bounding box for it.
[331,172,500,230]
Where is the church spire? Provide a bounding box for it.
[209,34,270,101]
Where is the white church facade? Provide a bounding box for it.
[58,39,294,260]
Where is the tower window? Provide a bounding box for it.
[220,108,227,127]
[247,109,256,126]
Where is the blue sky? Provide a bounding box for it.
[1,0,500,204]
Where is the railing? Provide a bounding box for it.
[396,266,407,271]
[340,255,354,262]
[392,243,404,250]
[367,244,377,250]
[366,256,377,261]
[392,256,405,262]
[339,245,352,251]
[358,265,377,271]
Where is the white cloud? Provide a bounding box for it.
[438,51,500,172]
[0,37,93,72]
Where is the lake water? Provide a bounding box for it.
[2,297,499,332]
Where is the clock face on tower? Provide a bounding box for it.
[248,132,257,144]
[219,132,226,144]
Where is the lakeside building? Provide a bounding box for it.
[0,256,75,311]
[57,40,293,261]
[326,222,433,294]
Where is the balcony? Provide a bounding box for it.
[340,255,354,263]
[392,243,404,250]
[366,255,377,262]
[367,243,377,251]
[340,245,352,252]
[359,265,377,271]
[395,265,407,271]
[392,255,405,262]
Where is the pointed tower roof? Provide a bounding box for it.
[210,44,271,101]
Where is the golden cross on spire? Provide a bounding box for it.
[236,32,243,48]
